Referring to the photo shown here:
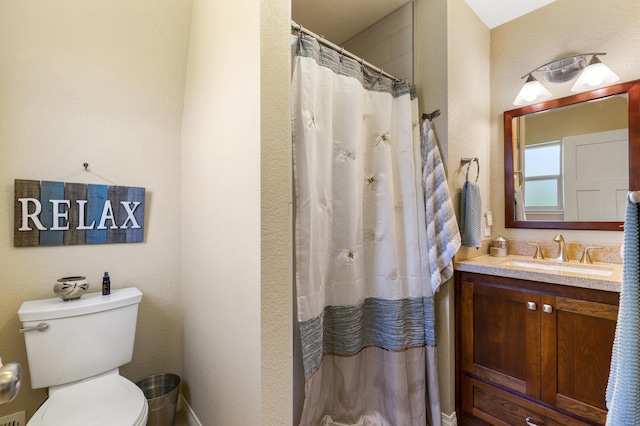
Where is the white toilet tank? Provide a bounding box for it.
[18,287,142,389]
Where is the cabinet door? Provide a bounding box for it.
[540,295,618,425]
[460,278,541,399]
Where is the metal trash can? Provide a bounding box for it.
[137,374,181,426]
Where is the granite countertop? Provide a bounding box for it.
[454,254,622,293]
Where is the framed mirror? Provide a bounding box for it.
[504,79,640,230]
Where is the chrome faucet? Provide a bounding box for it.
[552,234,568,262]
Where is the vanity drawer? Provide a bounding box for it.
[462,377,592,426]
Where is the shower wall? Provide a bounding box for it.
[342,2,414,83]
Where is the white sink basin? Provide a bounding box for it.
[503,259,614,277]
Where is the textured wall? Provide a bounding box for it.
[444,0,491,416]
[418,0,492,418]
[180,0,263,424]
[260,0,294,424]
[490,0,640,245]
[0,0,191,420]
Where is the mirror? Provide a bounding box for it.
[504,79,640,230]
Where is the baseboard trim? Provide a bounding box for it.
[179,395,203,426]
[442,410,458,426]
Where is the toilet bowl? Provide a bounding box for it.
[28,370,148,426]
[18,288,148,426]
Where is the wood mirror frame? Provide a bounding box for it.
[504,79,640,230]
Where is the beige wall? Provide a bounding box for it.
[0,0,191,420]
[260,0,293,424]
[415,0,448,162]
[524,96,627,145]
[181,0,293,424]
[415,0,491,417]
[180,0,261,424]
[491,0,640,245]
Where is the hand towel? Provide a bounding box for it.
[421,120,461,294]
[459,180,482,248]
[605,202,640,425]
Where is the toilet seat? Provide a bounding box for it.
[27,374,148,426]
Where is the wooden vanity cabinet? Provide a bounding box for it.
[455,271,619,426]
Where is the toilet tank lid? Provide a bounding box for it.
[18,287,142,322]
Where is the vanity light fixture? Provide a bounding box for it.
[513,74,552,106]
[571,55,620,92]
[513,53,619,105]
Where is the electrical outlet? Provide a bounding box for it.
[0,411,25,426]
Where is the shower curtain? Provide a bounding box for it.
[293,33,442,426]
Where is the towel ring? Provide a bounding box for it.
[461,157,479,183]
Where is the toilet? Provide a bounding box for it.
[18,287,148,426]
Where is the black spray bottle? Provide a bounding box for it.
[102,272,111,295]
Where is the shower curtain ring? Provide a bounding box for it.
[373,68,384,85]
[296,29,303,51]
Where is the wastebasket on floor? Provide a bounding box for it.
[137,373,181,426]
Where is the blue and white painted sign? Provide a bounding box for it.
[14,179,145,247]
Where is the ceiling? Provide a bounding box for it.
[292,0,557,45]
[465,0,556,29]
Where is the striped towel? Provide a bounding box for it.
[459,180,482,248]
[606,202,640,424]
[421,120,461,294]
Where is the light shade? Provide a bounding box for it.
[571,56,620,92]
[513,74,552,106]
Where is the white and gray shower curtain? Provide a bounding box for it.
[293,33,442,426]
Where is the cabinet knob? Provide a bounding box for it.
[527,301,537,311]
[543,304,553,314]
[525,417,543,426]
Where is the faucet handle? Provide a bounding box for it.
[579,246,602,264]
[525,242,545,260]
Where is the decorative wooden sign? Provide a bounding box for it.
[14,179,145,247]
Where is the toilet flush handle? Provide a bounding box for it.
[19,322,49,333]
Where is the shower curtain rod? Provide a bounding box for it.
[291,20,402,83]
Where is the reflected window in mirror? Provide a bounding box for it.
[522,141,563,216]
[504,79,640,230]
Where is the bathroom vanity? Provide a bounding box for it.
[454,255,621,426]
